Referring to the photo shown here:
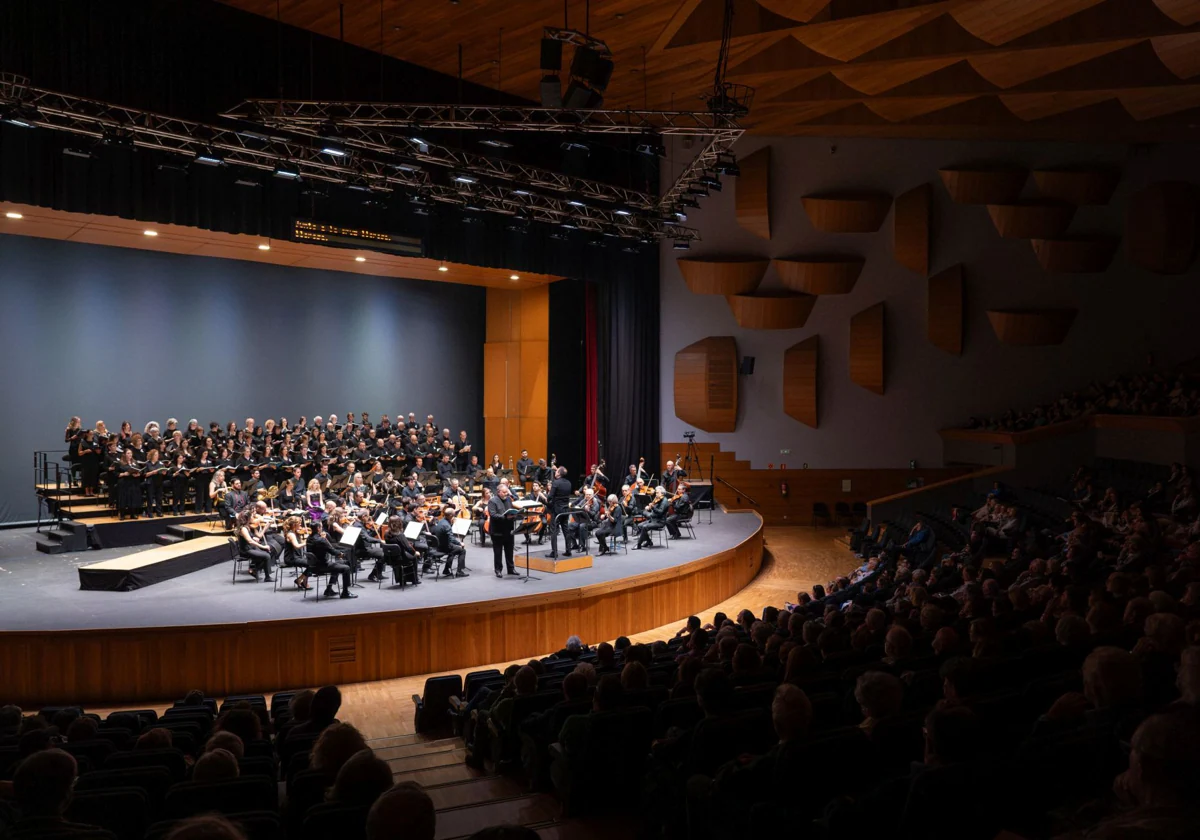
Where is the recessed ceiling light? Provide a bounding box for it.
[355,256,366,262]
[438,265,449,272]
[4,212,22,220]
[143,230,158,237]
[509,274,520,281]
[258,243,270,251]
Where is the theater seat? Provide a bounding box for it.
[412,674,462,735]
[552,707,653,817]
[163,776,276,820]
[301,803,368,840]
[66,787,148,840]
[73,766,173,819]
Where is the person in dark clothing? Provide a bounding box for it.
[546,467,573,559]
[488,484,521,577]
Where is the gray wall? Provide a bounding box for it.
[660,137,1200,470]
[0,235,485,523]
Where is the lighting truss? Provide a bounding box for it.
[0,75,699,242]
[225,99,745,214]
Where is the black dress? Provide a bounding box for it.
[116,462,144,517]
[78,439,102,492]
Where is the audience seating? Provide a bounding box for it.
[412,674,462,736]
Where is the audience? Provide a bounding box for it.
[366,781,435,840]
[191,748,239,783]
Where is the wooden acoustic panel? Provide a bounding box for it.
[1032,168,1120,205]
[987,202,1076,239]
[674,337,739,432]
[802,193,892,233]
[849,302,885,395]
[987,309,1078,346]
[939,167,1028,204]
[927,264,964,355]
[774,256,864,295]
[678,258,769,295]
[736,147,771,240]
[725,292,817,330]
[893,183,931,274]
[783,336,819,428]
[1125,182,1200,275]
[1031,237,1119,273]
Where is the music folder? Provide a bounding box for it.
[375,512,387,526]
[451,518,471,537]
[403,521,423,540]
[339,524,362,546]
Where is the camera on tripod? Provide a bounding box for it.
[683,431,696,441]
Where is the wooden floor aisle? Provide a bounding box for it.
[90,526,853,740]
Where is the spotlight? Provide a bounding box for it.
[438,265,449,272]
[687,184,709,198]
[560,139,589,153]
[355,256,366,262]
[0,103,38,128]
[194,148,224,166]
[479,137,513,149]
[699,173,722,192]
[635,135,666,157]
[273,164,301,179]
[509,274,520,281]
[567,199,586,207]
[320,143,348,158]
[614,208,632,217]
[395,162,422,172]
[679,195,700,208]
[560,222,578,230]
[672,210,688,222]
[673,239,690,250]
[549,231,569,241]
[143,230,158,237]
[412,206,431,216]
[453,174,477,184]
[511,188,532,196]
[101,128,134,148]
[234,178,261,188]
[62,147,96,160]
[714,153,740,176]
[5,212,23,219]
[410,136,430,150]
[258,243,270,251]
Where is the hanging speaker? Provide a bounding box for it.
[739,356,756,376]
[540,76,562,108]
[540,38,563,72]
[563,82,603,110]
[569,47,614,93]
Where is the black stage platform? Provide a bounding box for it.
[77,536,229,592]
[0,511,761,631]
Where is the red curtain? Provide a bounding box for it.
[584,282,599,471]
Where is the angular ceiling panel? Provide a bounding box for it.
[952,0,1105,46]
[969,40,1136,88]
[1152,32,1200,78]
[793,6,945,61]
[833,57,960,95]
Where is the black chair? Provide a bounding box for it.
[622,686,669,713]
[62,739,115,770]
[74,766,173,819]
[685,708,774,777]
[163,776,276,820]
[243,738,275,760]
[66,787,148,840]
[285,768,333,833]
[145,812,283,840]
[93,727,135,752]
[220,695,267,712]
[229,537,249,582]
[104,749,189,784]
[238,755,278,782]
[834,501,854,525]
[412,674,462,736]
[269,692,297,720]
[852,501,868,519]
[553,707,654,817]
[464,670,502,702]
[811,502,832,526]
[653,697,704,738]
[301,803,368,840]
[106,709,158,729]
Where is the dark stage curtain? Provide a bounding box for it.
[548,279,587,482]
[595,252,660,481]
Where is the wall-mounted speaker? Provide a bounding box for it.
[739,356,756,376]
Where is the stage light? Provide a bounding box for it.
[413,206,431,216]
[320,144,348,158]
[410,136,429,148]
[714,153,740,176]
[567,199,586,207]
[355,256,366,262]
[5,211,22,219]
[479,138,513,149]
[1,103,38,128]
[195,149,224,166]
[560,140,589,153]
[614,208,632,216]
[636,135,666,157]
[687,184,709,198]
[509,274,520,281]
[63,147,97,160]
[699,173,723,192]
[679,196,700,209]
[673,210,687,222]
[143,230,158,237]
[560,222,578,229]
[258,243,270,251]
[438,265,449,272]
[273,164,300,179]
[101,128,134,148]
[673,239,690,250]
[453,174,476,184]
[511,188,532,196]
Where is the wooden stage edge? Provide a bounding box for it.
[1,515,764,706]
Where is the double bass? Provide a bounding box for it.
[590,459,608,499]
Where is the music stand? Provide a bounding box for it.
[512,508,543,582]
[339,524,365,587]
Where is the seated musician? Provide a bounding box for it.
[402,475,422,500]
[325,506,356,569]
[245,467,265,501]
[437,452,455,483]
[377,471,400,499]
[281,516,312,591]
[516,450,534,485]
[305,520,356,599]
[481,467,499,494]
[431,506,468,578]
[354,510,387,576]
[367,515,421,587]
[279,478,300,510]
[667,482,693,538]
[236,510,276,582]
[635,486,671,549]
[222,478,250,528]
[441,478,464,506]
[473,488,492,547]
[568,487,601,554]
[252,501,285,555]
[534,458,552,486]
[596,494,624,556]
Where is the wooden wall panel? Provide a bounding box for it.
[849,302,886,394]
[725,292,817,329]
[939,167,1028,204]
[987,309,1078,345]
[802,193,892,232]
[485,287,549,462]
[0,520,763,705]
[1032,237,1119,273]
[519,286,549,341]
[1032,168,1120,205]
[736,146,772,240]
[928,264,964,355]
[678,258,769,295]
[774,256,864,295]
[783,336,819,428]
[1125,181,1200,274]
[674,337,739,433]
[483,343,509,417]
[987,202,1076,238]
[893,183,931,274]
[518,340,549,419]
[486,289,518,342]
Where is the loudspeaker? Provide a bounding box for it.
[540,38,563,72]
[540,76,562,108]
[739,356,756,376]
[569,47,614,92]
[563,82,603,110]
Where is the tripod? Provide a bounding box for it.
[681,436,706,481]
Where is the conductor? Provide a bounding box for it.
[488,484,521,578]
[546,466,573,559]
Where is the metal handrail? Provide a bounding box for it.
[713,475,759,507]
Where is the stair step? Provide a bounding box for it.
[373,738,460,760]
[387,747,469,775]
[426,776,525,810]
[155,535,184,546]
[434,794,558,840]
[392,762,482,787]
[536,816,643,840]
[36,539,66,554]
[166,525,195,539]
[60,520,87,533]
[368,733,424,748]
[46,530,67,542]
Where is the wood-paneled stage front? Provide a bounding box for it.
[0,511,763,706]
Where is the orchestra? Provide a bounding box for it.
[59,411,707,597]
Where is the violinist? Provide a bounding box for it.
[281,516,312,591]
[431,505,468,578]
[472,487,492,547]
[377,470,399,499]
[619,484,638,518]
[169,451,191,515]
[666,482,692,539]
[368,514,421,586]
[401,475,422,501]
[568,487,601,554]
[595,493,624,556]
[411,506,437,572]
[355,510,387,576]
[236,510,275,583]
[306,521,356,599]
[487,483,520,578]
[635,486,671,550]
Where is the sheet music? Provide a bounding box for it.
[451,518,471,536]
[375,512,387,525]
[339,524,362,546]
[404,521,423,539]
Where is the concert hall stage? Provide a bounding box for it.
[0,511,764,706]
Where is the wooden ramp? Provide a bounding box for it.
[78,536,228,592]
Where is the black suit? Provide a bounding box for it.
[546,475,573,557]
[433,518,466,574]
[487,494,516,574]
[595,504,624,554]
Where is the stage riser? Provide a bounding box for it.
[0,519,763,706]
[78,542,229,592]
[92,515,212,549]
